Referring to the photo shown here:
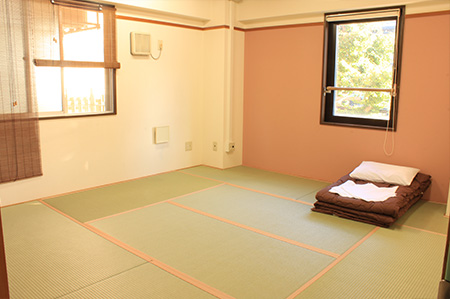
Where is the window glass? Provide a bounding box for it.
[333,90,391,120]
[63,68,106,114]
[61,8,104,62]
[335,21,395,90]
[35,67,63,113]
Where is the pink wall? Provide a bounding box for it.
[243,12,450,203]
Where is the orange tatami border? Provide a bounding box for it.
[178,170,315,206]
[286,227,380,298]
[85,183,225,224]
[169,201,340,259]
[226,182,315,206]
[396,224,447,237]
[81,178,338,258]
[39,200,234,299]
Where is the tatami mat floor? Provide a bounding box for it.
[1,166,448,298]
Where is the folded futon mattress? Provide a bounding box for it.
[312,172,431,227]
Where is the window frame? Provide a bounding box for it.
[34,0,119,120]
[320,6,405,131]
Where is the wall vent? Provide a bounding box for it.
[130,32,151,56]
[154,126,169,144]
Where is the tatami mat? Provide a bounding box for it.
[90,203,335,298]
[296,226,446,299]
[395,200,448,234]
[173,184,374,255]
[43,172,220,222]
[61,263,215,299]
[180,166,330,202]
[2,202,146,299]
[3,165,447,298]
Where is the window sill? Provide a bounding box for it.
[38,111,116,120]
[320,120,396,131]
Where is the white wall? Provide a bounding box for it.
[224,29,244,169]
[202,1,244,169]
[0,0,245,206]
[100,0,212,25]
[114,18,205,174]
[202,28,227,168]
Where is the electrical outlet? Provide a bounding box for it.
[212,142,218,151]
[228,142,235,152]
[185,141,192,151]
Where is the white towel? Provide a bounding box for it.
[329,180,398,202]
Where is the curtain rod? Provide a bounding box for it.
[326,9,401,22]
[50,0,108,11]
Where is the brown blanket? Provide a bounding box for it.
[312,173,431,227]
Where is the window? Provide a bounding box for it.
[33,0,120,118]
[321,7,405,130]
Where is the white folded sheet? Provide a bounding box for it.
[329,180,399,202]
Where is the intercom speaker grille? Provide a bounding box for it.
[130,32,151,56]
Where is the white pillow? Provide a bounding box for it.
[349,161,420,186]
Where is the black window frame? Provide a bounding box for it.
[320,6,405,131]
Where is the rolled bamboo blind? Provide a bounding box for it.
[0,0,43,183]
